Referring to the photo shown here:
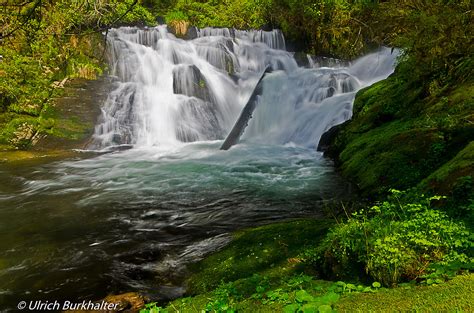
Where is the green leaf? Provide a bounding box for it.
[296,290,315,303]
[319,292,340,304]
[346,283,356,290]
[318,304,334,313]
[302,303,319,313]
[372,282,381,288]
[284,304,300,313]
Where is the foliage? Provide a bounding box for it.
[139,302,168,313]
[164,0,380,58]
[266,0,380,57]
[0,0,156,149]
[166,0,271,30]
[162,255,473,312]
[148,217,473,311]
[168,273,344,312]
[314,190,473,286]
[377,0,473,84]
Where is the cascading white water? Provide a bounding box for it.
[0,26,402,309]
[91,25,397,150]
[244,48,398,146]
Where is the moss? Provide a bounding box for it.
[351,76,422,131]
[421,142,474,194]
[327,70,474,197]
[186,219,333,294]
[0,78,104,156]
[40,104,92,140]
[0,150,83,163]
[336,121,446,193]
[167,278,336,312]
[335,274,474,313]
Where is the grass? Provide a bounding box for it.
[335,274,474,313]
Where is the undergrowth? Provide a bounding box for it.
[311,190,473,286]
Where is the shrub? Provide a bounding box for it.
[314,190,472,286]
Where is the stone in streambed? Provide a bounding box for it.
[64,292,146,313]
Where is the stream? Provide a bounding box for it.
[0,26,397,311]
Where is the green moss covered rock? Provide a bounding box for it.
[326,71,473,198]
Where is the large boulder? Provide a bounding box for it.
[172,65,212,102]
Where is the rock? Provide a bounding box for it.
[167,20,190,38]
[327,86,336,98]
[10,122,41,149]
[185,26,198,40]
[172,65,212,102]
[64,292,146,313]
[293,52,311,68]
[167,22,198,40]
[317,121,350,152]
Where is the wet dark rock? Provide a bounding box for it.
[172,65,212,102]
[308,56,350,68]
[327,86,336,98]
[294,52,311,68]
[185,26,198,40]
[317,121,350,152]
[175,98,223,142]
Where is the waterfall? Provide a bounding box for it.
[91,25,397,150]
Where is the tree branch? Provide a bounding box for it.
[111,0,138,26]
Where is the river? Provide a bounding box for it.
[0,26,396,310]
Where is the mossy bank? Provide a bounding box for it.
[0,78,108,163]
[137,217,472,312]
[323,67,473,207]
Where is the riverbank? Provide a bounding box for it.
[1,2,471,311]
[0,78,107,163]
[323,74,474,201]
[138,217,472,312]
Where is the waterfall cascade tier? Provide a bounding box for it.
[91,25,397,149]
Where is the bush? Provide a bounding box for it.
[0,0,156,148]
[313,190,472,286]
